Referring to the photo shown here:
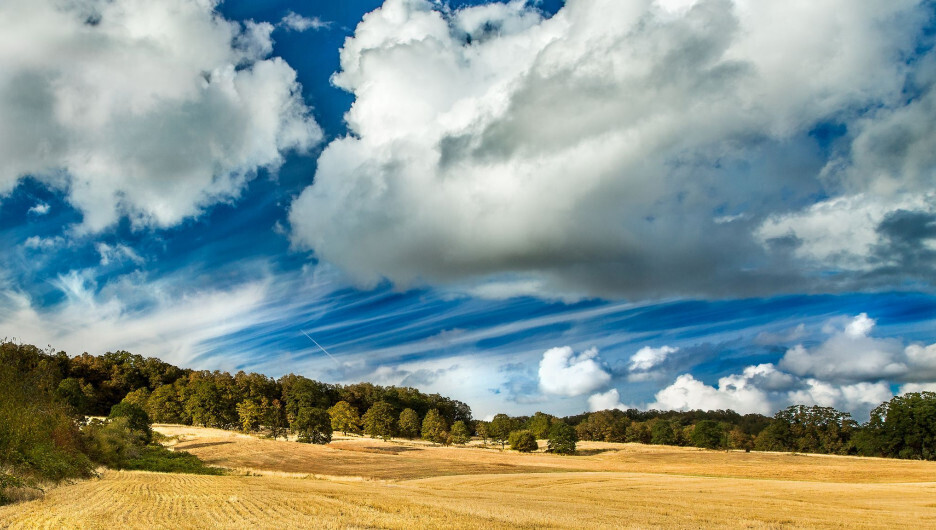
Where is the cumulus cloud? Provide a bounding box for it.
[538,346,611,397]
[650,365,777,415]
[588,388,628,412]
[649,364,891,417]
[629,345,679,372]
[290,0,935,298]
[652,313,936,417]
[0,0,322,232]
[778,313,936,382]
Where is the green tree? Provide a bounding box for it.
[577,411,628,442]
[327,401,361,435]
[293,407,332,444]
[490,414,513,449]
[651,419,677,446]
[109,400,152,444]
[754,420,793,452]
[122,387,151,410]
[265,399,288,440]
[146,383,184,424]
[56,377,93,413]
[236,399,267,433]
[691,420,724,449]
[527,412,553,439]
[421,409,448,445]
[476,421,490,445]
[398,408,421,439]
[362,401,396,440]
[508,430,538,452]
[863,392,936,460]
[450,420,471,444]
[547,421,577,454]
[625,421,652,444]
[728,427,754,451]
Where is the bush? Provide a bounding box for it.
[109,401,152,444]
[508,430,538,452]
[0,360,93,487]
[124,446,224,475]
[82,418,145,469]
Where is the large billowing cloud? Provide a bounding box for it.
[290,0,936,299]
[0,0,321,231]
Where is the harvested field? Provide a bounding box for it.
[2,425,936,529]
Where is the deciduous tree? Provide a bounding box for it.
[363,401,396,440]
[327,400,361,435]
[421,409,448,445]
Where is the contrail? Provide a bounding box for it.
[301,329,341,366]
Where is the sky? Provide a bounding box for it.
[1,0,935,421]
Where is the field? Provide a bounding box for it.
[2,426,936,528]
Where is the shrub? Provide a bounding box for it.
[124,446,224,475]
[508,430,538,452]
[82,418,145,469]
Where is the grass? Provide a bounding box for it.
[2,425,935,528]
[124,446,225,476]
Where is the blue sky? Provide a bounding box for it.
[1,0,935,420]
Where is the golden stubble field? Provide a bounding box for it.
[2,425,936,529]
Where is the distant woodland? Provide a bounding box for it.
[2,340,935,504]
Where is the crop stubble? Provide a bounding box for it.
[2,425,935,528]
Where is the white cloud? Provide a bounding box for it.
[0,0,322,232]
[778,313,936,382]
[290,0,933,298]
[786,379,893,416]
[28,202,50,215]
[756,193,936,271]
[629,345,678,372]
[96,242,144,266]
[538,346,611,397]
[0,270,271,368]
[588,388,628,412]
[279,11,330,32]
[899,382,936,394]
[652,312,936,418]
[650,365,777,415]
[23,235,64,250]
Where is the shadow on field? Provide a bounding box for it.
[329,444,420,455]
[177,441,234,450]
[574,448,617,456]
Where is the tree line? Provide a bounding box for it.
[3,340,936,502]
[553,399,936,460]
